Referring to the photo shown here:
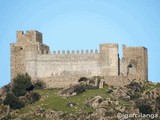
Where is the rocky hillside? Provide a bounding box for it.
[0,78,160,120]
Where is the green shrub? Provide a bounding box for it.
[138,104,152,114]
[136,99,153,114]
[12,73,32,97]
[3,93,24,109]
[26,92,41,104]
[34,80,46,89]
[73,84,86,94]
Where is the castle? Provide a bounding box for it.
[10,30,148,88]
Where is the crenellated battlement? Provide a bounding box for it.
[29,49,100,62]
[42,49,99,55]
[16,30,42,43]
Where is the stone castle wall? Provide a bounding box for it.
[26,50,101,78]
[10,30,148,88]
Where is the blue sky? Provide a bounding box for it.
[0,0,160,87]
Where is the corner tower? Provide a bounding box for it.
[120,45,148,82]
[10,30,49,80]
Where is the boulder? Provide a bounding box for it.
[58,84,86,97]
[92,108,107,119]
[86,96,103,108]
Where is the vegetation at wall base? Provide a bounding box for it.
[1,73,41,112]
[3,93,24,109]
[12,73,32,97]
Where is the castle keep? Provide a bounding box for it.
[10,30,148,88]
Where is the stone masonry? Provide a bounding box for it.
[10,30,148,88]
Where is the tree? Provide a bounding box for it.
[12,73,32,97]
[3,93,24,109]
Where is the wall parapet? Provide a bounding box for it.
[35,53,99,62]
[50,49,99,55]
[39,49,99,55]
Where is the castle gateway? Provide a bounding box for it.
[10,30,148,88]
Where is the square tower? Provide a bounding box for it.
[99,44,119,76]
[121,45,148,82]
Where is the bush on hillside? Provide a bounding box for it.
[135,99,152,114]
[12,73,32,97]
[26,92,41,104]
[138,104,152,114]
[3,93,24,109]
[34,80,46,89]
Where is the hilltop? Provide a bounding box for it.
[0,77,160,120]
